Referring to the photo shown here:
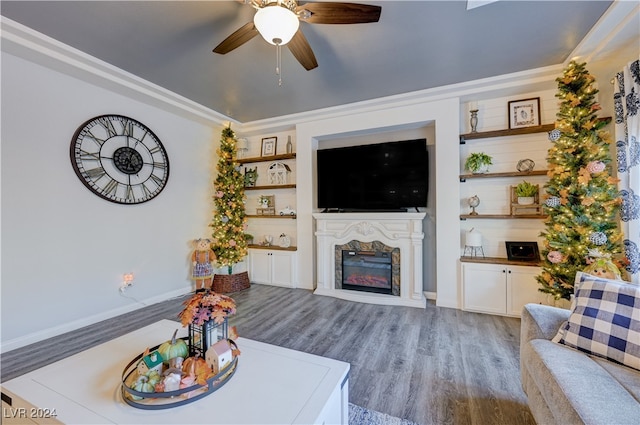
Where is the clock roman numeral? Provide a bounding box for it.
[149,173,164,187]
[153,161,167,170]
[141,183,152,198]
[139,129,149,143]
[84,130,106,146]
[122,120,134,137]
[103,178,118,197]
[97,117,117,138]
[85,167,106,179]
[148,146,163,155]
[79,149,100,161]
[125,185,135,202]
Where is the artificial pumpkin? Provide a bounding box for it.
[146,370,161,387]
[182,355,214,385]
[130,375,155,400]
[158,329,188,365]
[180,360,199,398]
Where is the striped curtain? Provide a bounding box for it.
[614,59,640,283]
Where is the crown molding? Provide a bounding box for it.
[1,17,237,128]
[238,64,561,136]
[569,0,640,64]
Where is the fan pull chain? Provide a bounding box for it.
[275,42,283,86]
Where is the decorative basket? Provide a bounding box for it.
[121,338,238,410]
[213,271,250,293]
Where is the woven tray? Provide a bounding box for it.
[213,271,250,293]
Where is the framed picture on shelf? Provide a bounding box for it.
[261,137,277,157]
[508,97,540,129]
[505,241,540,262]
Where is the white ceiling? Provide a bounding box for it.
[0,1,619,122]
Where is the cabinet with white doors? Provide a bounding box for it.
[461,261,547,317]
[248,248,297,288]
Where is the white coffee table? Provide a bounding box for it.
[1,320,350,424]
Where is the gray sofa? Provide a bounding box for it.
[520,303,640,424]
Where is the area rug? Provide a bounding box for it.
[349,403,420,425]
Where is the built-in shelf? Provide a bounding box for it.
[245,184,296,190]
[248,244,297,251]
[460,124,556,143]
[460,117,611,144]
[246,214,297,219]
[460,214,547,220]
[460,256,542,267]
[460,169,548,182]
[237,153,296,164]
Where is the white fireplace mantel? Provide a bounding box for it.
[313,212,427,308]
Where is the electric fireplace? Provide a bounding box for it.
[334,240,401,296]
[342,250,393,295]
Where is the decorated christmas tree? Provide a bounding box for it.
[537,60,623,300]
[210,126,248,274]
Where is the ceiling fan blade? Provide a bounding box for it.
[287,30,318,71]
[213,22,259,54]
[296,2,381,24]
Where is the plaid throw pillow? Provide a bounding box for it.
[552,272,640,371]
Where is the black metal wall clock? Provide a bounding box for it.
[70,115,169,204]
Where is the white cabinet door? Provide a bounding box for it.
[248,249,297,288]
[507,265,545,316]
[270,251,296,287]
[462,262,546,316]
[462,263,506,315]
[249,250,272,284]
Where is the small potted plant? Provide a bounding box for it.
[516,181,538,205]
[244,167,258,187]
[465,152,492,174]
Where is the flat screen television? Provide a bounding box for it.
[317,138,428,211]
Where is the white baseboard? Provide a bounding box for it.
[423,291,436,301]
[1,287,192,353]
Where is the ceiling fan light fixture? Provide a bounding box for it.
[254,5,300,46]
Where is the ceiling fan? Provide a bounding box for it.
[213,0,382,71]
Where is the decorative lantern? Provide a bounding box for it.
[188,318,228,358]
[178,290,237,358]
[267,162,291,185]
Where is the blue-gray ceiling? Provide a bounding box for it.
[1,1,613,122]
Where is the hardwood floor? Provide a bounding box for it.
[1,284,535,425]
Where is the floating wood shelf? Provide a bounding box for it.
[237,153,296,164]
[460,214,546,220]
[460,124,556,143]
[245,184,296,190]
[248,244,297,251]
[459,117,611,144]
[460,256,542,267]
[460,170,548,181]
[246,214,297,219]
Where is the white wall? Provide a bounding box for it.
[1,51,221,351]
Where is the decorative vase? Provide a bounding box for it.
[518,196,535,205]
[286,136,293,154]
[469,109,479,133]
